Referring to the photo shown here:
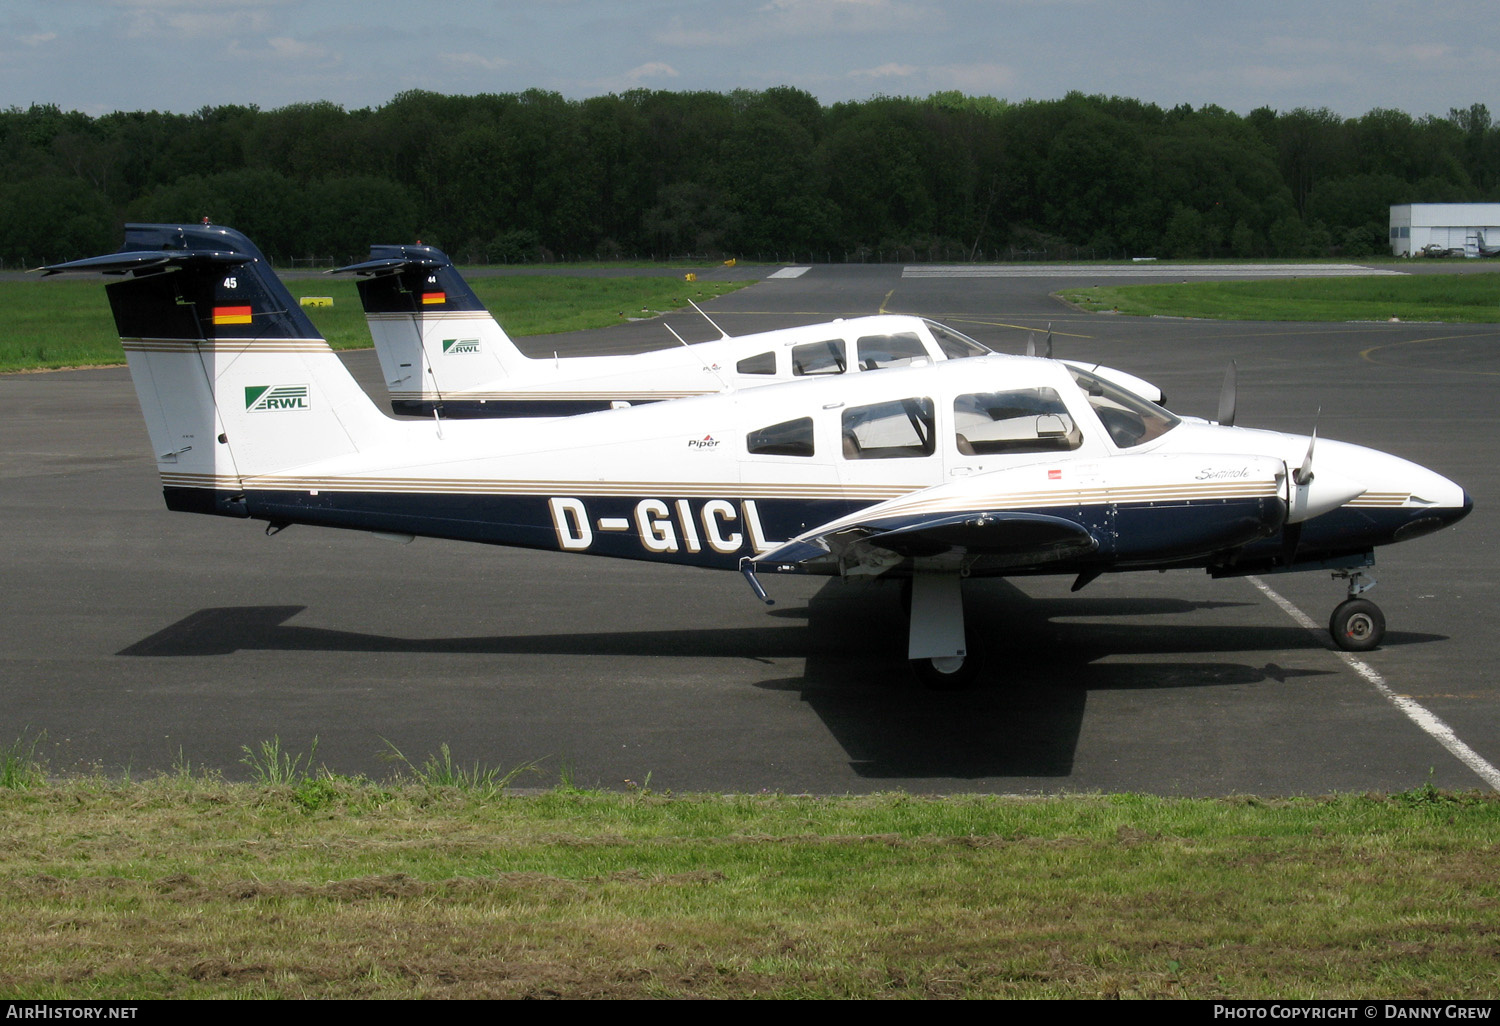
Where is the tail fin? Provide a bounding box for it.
[331,245,530,414]
[45,223,394,516]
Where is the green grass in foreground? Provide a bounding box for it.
[1058,273,1500,322]
[0,749,1495,998]
[0,274,750,373]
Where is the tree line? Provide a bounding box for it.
[1,87,1495,266]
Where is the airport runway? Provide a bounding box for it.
[3,262,1496,794]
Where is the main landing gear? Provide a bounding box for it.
[904,573,984,689]
[1328,570,1384,652]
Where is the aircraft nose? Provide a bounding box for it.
[1391,482,1472,544]
[1456,489,1474,523]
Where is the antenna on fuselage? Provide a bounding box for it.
[666,322,731,391]
[689,299,731,340]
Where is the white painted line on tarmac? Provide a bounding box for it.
[1248,575,1500,790]
[902,264,1405,278]
[767,266,811,279]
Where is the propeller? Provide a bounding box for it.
[1216,360,1237,427]
[1283,408,1360,523]
[1025,325,1054,359]
[1295,409,1319,486]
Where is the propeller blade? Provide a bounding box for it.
[1043,323,1054,360]
[1026,332,1036,358]
[1294,409,1320,486]
[1217,360,1238,427]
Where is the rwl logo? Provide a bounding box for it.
[244,385,311,412]
[442,338,481,355]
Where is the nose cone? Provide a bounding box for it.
[1292,438,1471,550]
[1395,487,1473,542]
[1385,455,1472,542]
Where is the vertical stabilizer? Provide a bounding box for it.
[333,245,529,414]
[45,223,395,516]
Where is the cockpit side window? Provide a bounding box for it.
[925,320,992,359]
[856,332,930,371]
[791,339,846,376]
[736,351,776,375]
[747,416,814,457]
[953,388,1083,455]
[1067,368,1179,449]
[841,397,936,459]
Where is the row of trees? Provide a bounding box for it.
[1,88,1496,266]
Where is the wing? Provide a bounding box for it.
[752,451,1292,578]
[755,485,1097,577]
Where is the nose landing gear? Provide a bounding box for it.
[1329,571,1384,652]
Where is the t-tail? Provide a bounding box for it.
[43,223,398,518]
[331,244,533,416]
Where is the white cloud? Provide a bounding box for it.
[117,3,278,40]
[931,63,1017,94]
[624,61,680,83]
[658,0,934,48]
[849,62,918,80]
[440,51,513,72]
[224,35,334,65]
[847,61,1016,95]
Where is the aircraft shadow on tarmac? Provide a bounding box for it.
[115,580,1445,781]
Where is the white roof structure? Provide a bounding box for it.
[1389,203,1500,257]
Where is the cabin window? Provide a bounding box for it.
[925,320,992,359]
[1067,368,1179,449]
[953,388,1083,455]
[736,351,776,375]
[747,417,815,457]
[856,332,930,371]
[841,397,936,459]
[792,339,846,376]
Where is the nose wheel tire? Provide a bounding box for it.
[1330,598,1385,652]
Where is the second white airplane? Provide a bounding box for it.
[330,244,1163,418]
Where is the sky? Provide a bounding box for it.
[3,0,1495,120]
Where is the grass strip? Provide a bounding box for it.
[0,274,750,373]
[0,777,1495,999]
[1057,274,1500,322]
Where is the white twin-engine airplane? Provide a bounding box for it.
[327,243,1164,418]
[47,224,1472,686]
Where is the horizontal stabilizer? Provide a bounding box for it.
[330,251,445,276]
[42,248,247,276]
[328,243,488,315]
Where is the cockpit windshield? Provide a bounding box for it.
[1067,367,1179,449]
[924,320,992,359]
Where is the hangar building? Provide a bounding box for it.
[1389,203,1500,257]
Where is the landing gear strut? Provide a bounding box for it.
[1328,570,1384,652]
[905,572,984,688]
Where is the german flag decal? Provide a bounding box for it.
[421,292,446,305]
[213,305,253,325]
